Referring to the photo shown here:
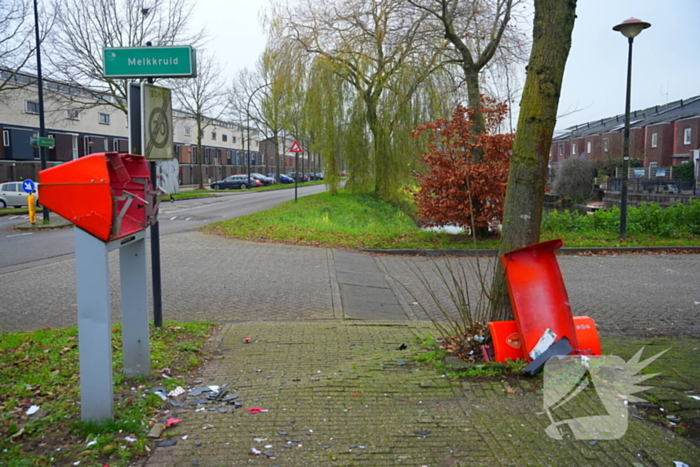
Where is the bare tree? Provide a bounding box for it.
[0,0,53,99]
[46,0,203,114]
[407,0,527,146]
[172,52,228,189]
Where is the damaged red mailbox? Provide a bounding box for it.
[39,152,160,241]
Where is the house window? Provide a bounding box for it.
[192,147,197,163]
[212,131,217,140]
[200,130,204,139]
[113,139,119,151]
[651,132,658,148]
[204,148,210,164]
[558,144,563,156]
[587,141,591,153]
[603,138,609,152]
[184,126,191,136]
[684,128,692,145]
[571,143,577,156]
[67,109,80,120]
[98,113,110,125]
[3,130,9,146]
[222,134,227,142]
[25,100,39,114]
[232,136,236,143]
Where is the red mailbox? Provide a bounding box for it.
[39,153,160,241]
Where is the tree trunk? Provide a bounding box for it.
[197,122,204,189]
[489,0,577,321]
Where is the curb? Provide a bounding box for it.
[361,246,700,257]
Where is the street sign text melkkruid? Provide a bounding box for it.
[102,46,197,79]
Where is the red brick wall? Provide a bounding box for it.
[644,123,673,166]
[674,117,700,157]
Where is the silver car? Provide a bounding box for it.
[0,181,40,208]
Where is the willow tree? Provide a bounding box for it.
[302,58,350,194]
[269,0,439,205]
[489,0,577,321]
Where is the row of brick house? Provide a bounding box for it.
[0,70,316,186]
[550,96,700,174]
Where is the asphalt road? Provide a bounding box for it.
[0,184,326,270]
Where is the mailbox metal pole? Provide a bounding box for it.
[74,227,114,421]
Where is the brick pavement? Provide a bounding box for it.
[145,322,700,466]
[2,230,700,465]
[2,230,698,335]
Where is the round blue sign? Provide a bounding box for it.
[22,179,36,193]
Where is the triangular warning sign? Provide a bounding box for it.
[289,141,303,153]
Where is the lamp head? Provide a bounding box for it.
[613,18,651,38]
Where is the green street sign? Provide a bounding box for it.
[102,46,197,78]
[30,137,55,148]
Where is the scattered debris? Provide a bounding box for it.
[166,418,182,427]
[157,439,177,447]
[673,462,689,467]
[244,338,252,343]
[247,407,267,414]
[148,387,168,401]
[25,405,40,416]
[396,360,406,366]
[588,440,597,446]
[147,424,165,439]
[413,430,431,436]
[397,344,407,350]
[168,386,185,397]
[124,436,137,443]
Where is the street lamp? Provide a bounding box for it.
[246,83,271,187]
[33,0,49,222]
[613,17,650,240]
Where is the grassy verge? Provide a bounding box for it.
[203,190,700,249]
[0,322,217,466]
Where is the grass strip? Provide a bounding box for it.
[0,322,217,466]
[203,190,700,249]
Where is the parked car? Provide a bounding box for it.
[0,181,40,208]
[269,173,294,184]
[306,173,323,181]
[250,173,276,186]
[210,175,258,190]
[286,172,309,183]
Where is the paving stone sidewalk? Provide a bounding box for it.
[145,321,700,467]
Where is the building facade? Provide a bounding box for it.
[550,96,700,173]
[0,71,314,185]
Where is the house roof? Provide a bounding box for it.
[553,96,700,141]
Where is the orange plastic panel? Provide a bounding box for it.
[488,320,523,363]
[572,316,602,356]
[39,153,152,242]
[489,317,601,363]
[500,239,579,359]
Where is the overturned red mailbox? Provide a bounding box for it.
[500,239,581,359]
[39,153,160,242]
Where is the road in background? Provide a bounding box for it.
[0,185,326,271]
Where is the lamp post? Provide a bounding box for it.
[33,0,49,222]
[613,17,650,240]
[246,83,271,187]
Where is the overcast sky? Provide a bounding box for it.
[190,0,700,132]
